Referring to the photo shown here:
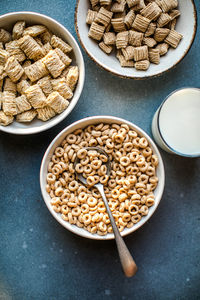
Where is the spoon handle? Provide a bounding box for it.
[96,184,138,277]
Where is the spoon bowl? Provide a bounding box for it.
[74,147,111,185]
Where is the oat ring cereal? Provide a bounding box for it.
[46,122,159,236]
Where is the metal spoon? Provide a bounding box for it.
[74,147,137,277]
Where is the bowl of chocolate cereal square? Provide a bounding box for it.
[75,0,197,79]
[40,116,165,240]
[0,11,85,134]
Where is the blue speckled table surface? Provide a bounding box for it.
[0,1,200,299]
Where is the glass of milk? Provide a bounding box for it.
[152,88,200,157]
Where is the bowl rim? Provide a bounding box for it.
[0,11,85,135]
[74,0,197,80]
[40,115,165,240]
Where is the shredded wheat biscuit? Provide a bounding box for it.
[46,91,69,114]
[16,109,37,122]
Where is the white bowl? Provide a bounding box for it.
[40,116,165,240]
[0,11,85,135]
[75,0,197,79]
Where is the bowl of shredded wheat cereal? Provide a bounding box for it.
[75,0,197,79]
[0,11,85,134]
[40,116,165,240]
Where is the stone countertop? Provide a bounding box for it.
[0,1,200,299]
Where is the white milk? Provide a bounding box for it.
[152,88,200,157]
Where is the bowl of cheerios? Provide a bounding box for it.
[75,0,197,79]
[0,11,85,134]
[40,116,165,240]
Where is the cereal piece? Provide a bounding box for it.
[0,111,14,126]
[111,0,126,13]
[4,78,17,95]
[143,37,157,48]
[24,59,49,82]
[15,95,32,113]
[0,49,9,65]
[155,42,169,55]
[51,35,72,54]
[132,0,146,11]
[37,106,56,121]
[116,31,129,49]
[133,45,148,61]
[86,9,98,25]
[22,59,32,68]
[124,10,135,29]
[20,60,32,80]
[157,13,172,27]
[5,40,26,62]
[51,77,73,100]
[165,29,182,48]
[100,0,112,5]
[25,84,47,108]
[18,35,44,60]
[169,19,176,30]
[90,0,99,8]
[42,42,53,55]
[135,59,150,70]
[141,2,162,21]
[40,30,52,44]
[46,91,69,114]
[2,91,17,116]
[88,22,105,41]
[145,22,156,37]
[92,5,101,12]
[121,46,135,60]
[55,48,72,66]
[95,7,113,27]
[169,9,180,21]
[17,80,30,94]
[16,109,37,122]
[0,42,3,49]
[60,67,71,78]
[116,50,135,67]
[129,30,144,47]
[132,14,151,33]
[34,37,43,48]
[126,0,140,8]
[0,28,11,43]
[0,65,6,81]
[37,75,53,96]
[154,27,170,42]
[105,23,112,33]
[111,18,126,32]
[42,50,65,78]
[114,11,126,19]
[66,66,79,91]
[12,21,25,39]
[159,0,178,13]
[4,56,24,82]
[103,32,116,45]
[148,49,160,64]
[99,41,113,54]
[23,25,46,37]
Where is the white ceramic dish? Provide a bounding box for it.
[40,116,165,240]
[75,0,197,79]
[0,11,85,135]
